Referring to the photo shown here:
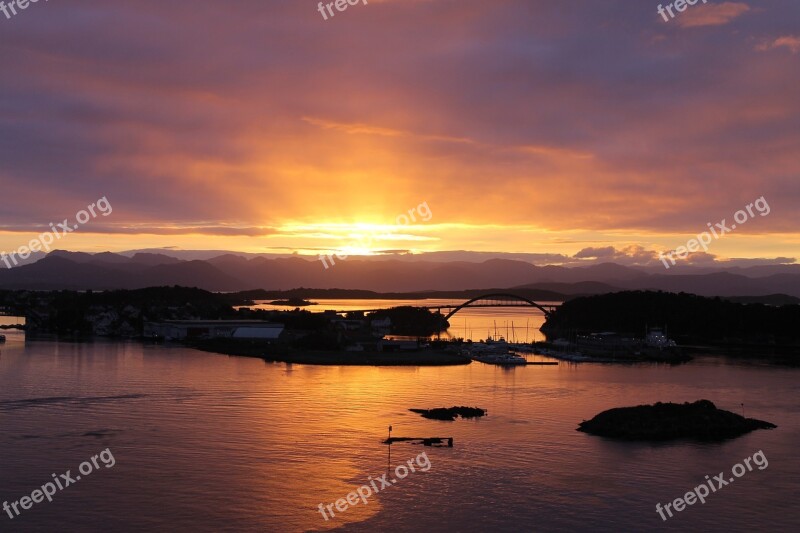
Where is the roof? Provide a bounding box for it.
[232,326,284,339]
[148,320,282,327]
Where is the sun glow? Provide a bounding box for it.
[276,221,438,255]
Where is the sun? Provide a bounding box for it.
[274,220,439,257]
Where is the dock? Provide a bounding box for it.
[384,437,454,447]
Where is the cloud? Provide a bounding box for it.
[573,245,661,266]
[678,2,750,28]
[107,225,277,237]
[757,35,800,54]
[574,246,617,259]
[514,144,594,160]
[0,0,798,262]
[717,256,796,267]
[571,245,797,269]
[680,252,796,268]
[301,117,405,138]
[302,117,476,144]
[0,224,275,237]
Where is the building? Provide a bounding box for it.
[370,317,392,335]
[329,318,365,331]
[232,326,284,340]
[144,320,284,341]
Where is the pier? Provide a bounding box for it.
[384,437,454,447]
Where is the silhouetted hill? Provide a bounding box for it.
[723,294,800,306]
[129,253,184,266]
[0,253,241,291]
[538,263,649,283]
[3,251,800,296]
[541,291,800,347]
[223,287,571,305]
[617,272,762,296]
[728,264,800,278]
[513,281,621,295]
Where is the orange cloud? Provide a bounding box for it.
[678,2,750,27]
[302,117,476,144]
[757,35,800,54]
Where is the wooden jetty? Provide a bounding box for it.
[384,437,454,447]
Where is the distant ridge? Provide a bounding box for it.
[2,251,800,298]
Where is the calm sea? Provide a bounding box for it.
[1,307,798,532]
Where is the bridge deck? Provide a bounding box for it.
[326,293,560,317]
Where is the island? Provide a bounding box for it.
[410,406,487,421]
[268,298,317,306]
[577,400,776,441]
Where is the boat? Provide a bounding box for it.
[484,335,509,348]
[645,328,677,349]
[472,352,527,366]
[0,334,5,342]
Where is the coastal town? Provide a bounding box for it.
[0,287,732,366]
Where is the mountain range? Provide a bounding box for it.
[2,250,800,299]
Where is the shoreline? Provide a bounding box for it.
[264,350,470,366]
[188,340,471,366]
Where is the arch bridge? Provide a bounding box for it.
[435,293,557,320]
[331,293,559,318]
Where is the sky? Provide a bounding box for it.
[0,0,798,267]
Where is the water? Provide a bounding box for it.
[246,298,559,342]
[1,312,799,533]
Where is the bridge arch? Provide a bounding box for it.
[442,293,554,321]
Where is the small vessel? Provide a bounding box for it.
[536,345,593,362]
[464,340,506,355]
[645,328,677,349]
[510,343,536,353]
[484,335,509,348]
[472,352,527,366]
[0,334,6,342]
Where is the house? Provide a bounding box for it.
[370,317,392,333]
